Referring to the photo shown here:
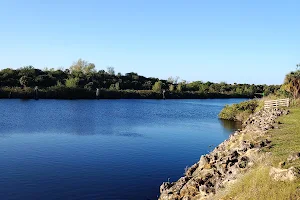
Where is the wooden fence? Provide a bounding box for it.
[264,98,290,109]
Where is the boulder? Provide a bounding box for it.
[269,167,300,181]
[239,156,249,168]
[287,152,300,162]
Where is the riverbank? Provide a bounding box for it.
[0,87,251,99]
[159,107,300,199]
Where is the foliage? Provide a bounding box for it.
[218,100,262,121]
[177,83,183,92]
[84,82,94,91]
[115,82,120,90]
[69,58,96,75]
[19,76,31,87]
[65,77,79,88]
[290,98,300,107]
[282,70,300,99]
[0,59,281,99]
[169,84,175,92]
[152,81,163,93]
[167,76,180,84]
[107,66,115,75]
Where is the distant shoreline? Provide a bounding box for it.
[0,87,252,100]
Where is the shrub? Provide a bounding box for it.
[218,100,262,121]
[290,98,300,107]
[19,76,31,87]
[152,81,162,93]
[84,82,94,91]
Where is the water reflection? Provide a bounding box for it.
[219,119,242,132]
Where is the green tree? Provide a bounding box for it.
[19,65,35,77]
[152,81,162,93]
[56,81,63,87]
[84,63,96,74]
[70,59,96,74]
[235,87,243,95]
[65,77,79,88]
[115,82,120,90]
[199,84,209,93]
[168,76,180,84]
[283,70,300,99]
[169,84,175,92]
[107,66,115,75]
[109,84,116,90]
[84,82,94,91]
[142,81,152,90]
[19,76,30,88]
[177,83,183,92]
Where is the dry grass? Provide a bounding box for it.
[220,166,300,200]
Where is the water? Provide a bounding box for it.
[0,99,245,200]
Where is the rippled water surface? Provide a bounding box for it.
[0,99,245,200]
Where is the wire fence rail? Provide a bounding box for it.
[264,98,290,109]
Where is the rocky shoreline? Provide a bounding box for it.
[159,108,291,200]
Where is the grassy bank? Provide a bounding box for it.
[218,107,300,200]
[218,96,296,122]
[218,99,263,121]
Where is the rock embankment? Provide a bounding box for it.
[159,109,289,200]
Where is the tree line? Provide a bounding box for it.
[0,59,281,99]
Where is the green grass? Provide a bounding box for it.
[221,166,300,200]
[218,107,300,200]
[269,108,300,169]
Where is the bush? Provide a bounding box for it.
[290,98,300,107]
[152,81,162,93]
[218,100,262,121]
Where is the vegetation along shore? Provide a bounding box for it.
[0,59,279,99]
[159,68,300,199]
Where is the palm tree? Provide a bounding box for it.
[283,70,300,99]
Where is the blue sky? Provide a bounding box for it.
[0,0,299,84]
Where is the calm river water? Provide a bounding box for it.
[0,99,245,200]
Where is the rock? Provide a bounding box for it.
[199,155,209,168]
[239,156,249,168]
[269,167,300,181]
[160,182,174,193]
[185,163,199,177]
[287,152,300,162]
[180,179,199,197]
[182,196,191,200]
[279,161,286,168]
[260,141,266,147]
[230,151,239,160]
[204,163,212,169]
[238,142,250,152]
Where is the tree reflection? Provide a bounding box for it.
[219,119,242,132]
